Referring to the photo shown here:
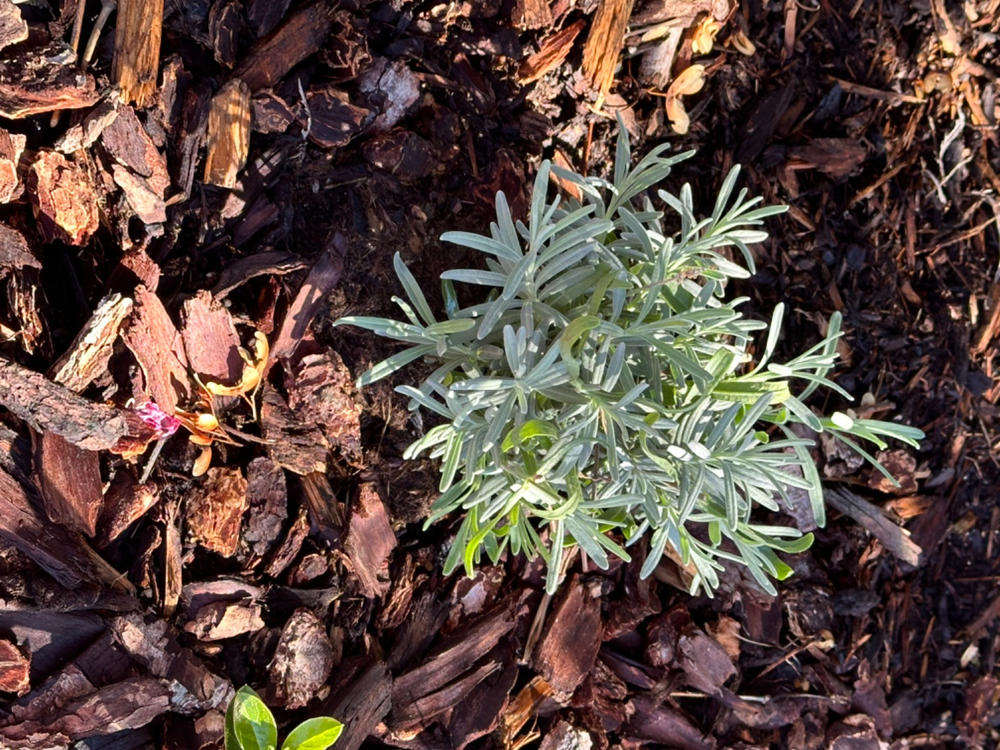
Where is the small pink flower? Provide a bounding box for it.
[134,401,181,438]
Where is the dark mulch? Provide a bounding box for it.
[1,0,999,748]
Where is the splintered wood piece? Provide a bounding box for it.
[343,483,395,598]
[268,608,335,709]
[825,487,922,566]
[448,644,518,748]
[96,471,160,547]
[234,1,334,91]
[32,430,104,537]
[271,235,345,365]
[320,663,391,750]
[244,457,288,557]
[298,471,342,544]
[0,466,102,588]
[532,574,602,697]
[0,357,136,452]
[186,466,248,557]
[121,285,190,414]
[180,290,243,383]
[0,42,100,118]
[212,250,307,297]
[286,344,361,457]
[512,0,552,29]
[112,0,165,107]
[204,79,251,188]
[0,0,27,52]
[0,127,25,203]
[0,638,30,695]
[0,223,38,272]
[391,660,500,731]
[208,0,243,67]
[265,506,309,578]
[49,293,133,393]
[392,605,517,710]
[582,0,636,96]
[518,20,585,84]
[54,99,119,153]
[28,151,100,246]
[261,386,329,475]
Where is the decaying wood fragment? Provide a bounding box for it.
[186,466,248,557]
[49,293,133,393]
[0,42,100,118]
[518,20,585,84]
[28,151,100,245]
[32,431,104,537]
[0,357,138,452]
[268,608,335,709]
[0,0,27,52]
[121,285,190,415]
[532,574,602,697]
[204,79,251,188]
[180,290,243,383]
[112,0,165,107]
[101,105,171,194]
[343,483,395,598]
[582,0,637,96]
[234,1,334,91]
[0,127,25,203]
[53,98,119,153]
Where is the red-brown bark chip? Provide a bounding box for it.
[121,285,190,414]
[533,574,603,697]
[343,483,395,598]
[0,127,25,203]
[0,638,30,695]
[180,290,244,384]
[32,430,104,537]
[28,151,100,245]
[186,467,249,557]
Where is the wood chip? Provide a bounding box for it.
[825,487,922,566]
[113,0,165,107]
[208,0,243,68]
[0,637,30,695]
[212,250,307,297]
[343,483,395,598]
[204,79,251,188]
[518,20,585,84]
[244,457,288,558]
[625,695,716,750]
[112,165,167,224]
[0,0,27,52]
[532,574,603,697]
[96,471,160,548]
[49,293,133,393]
[319,663,391,750]
[285,344,361,457]
[247,0,292,38]
[186,466,248,557]
[101,105,171,195]
[180,290,244,384]
[184,598,265,641]
[234,1,335,92]
[0,42,100,118]
[787,138,868,179]
[27,151,100,246]
[32,430,104,537]
[0,127,25,203]
[121,285,190,415]
[53,98,119,153]
[582,0,637,96]
[268,608,336,709]
[261,385,329,475]
[303,87,369,148]
[0,223,38,272]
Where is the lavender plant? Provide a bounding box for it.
[335,128,922,594]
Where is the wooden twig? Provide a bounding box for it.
[582,0,636,98]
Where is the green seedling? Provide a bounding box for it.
[224,685,343,750]
[336,125,922,595]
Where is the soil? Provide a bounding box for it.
[1,0,1000,748]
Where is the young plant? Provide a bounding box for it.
[224,685,343,750]
[335,128,922,594]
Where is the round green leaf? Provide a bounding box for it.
[280,717,344,750]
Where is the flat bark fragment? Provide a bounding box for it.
[302,87,369,148]
[112,165,167,224]
[49,293,134,393]
[320,662,391,750]
[268,608,335,709]
[343,483,395,598]
[532,574,603,697]
[121,285,190,415]
[180,290,244,383]
[0,638,30,695]
[624,695,716,750]
[101,105,171,194]
[112,0,165,107]
[204,79,251,188]
[234,1,335,91]
[0,0,27,52]
[186,466,248,557]
[286,344,361,456]
[95,471,160,548]
[212,250,307,298]
[28,150,100,246]
[247,0,291,37]
[0,42,100,118]
[183,599,264,641]
[244,457,288,557]
[0,357,134,452]
[447,643,519,748]
[32,430,104,537]
[518,20,586,84]
[261,385,329,475]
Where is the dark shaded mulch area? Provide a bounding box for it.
[1,0,999,748]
